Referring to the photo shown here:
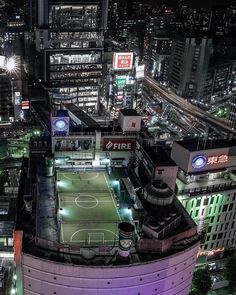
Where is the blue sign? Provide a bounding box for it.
[192,155,207,169]
[51,117,69,135]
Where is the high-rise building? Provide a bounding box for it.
[228,93,236,127]
[0,71,12,121]
[171,140,236,260]
[169,36,213,101]
[108,0,138,44]
[32,0,108,114]
[210,5,231,37]
[143,10,172,85]
[210,62,232,97]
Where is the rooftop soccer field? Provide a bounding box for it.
[57,171,121,246]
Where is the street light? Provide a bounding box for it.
[5,56,20,75]
[0,55,20,121]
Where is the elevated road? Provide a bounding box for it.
[143,75,236,137]
[31,101,51,133]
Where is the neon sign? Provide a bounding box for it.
[198,247,224,257]
[192,154,228,169]
[192,155,207,169]
[207,155,228,165]
[55,120,66,129]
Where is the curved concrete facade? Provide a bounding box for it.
[22,243,199,295]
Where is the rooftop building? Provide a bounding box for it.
[14,114,200,295]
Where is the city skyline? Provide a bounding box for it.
[0,0,236,294]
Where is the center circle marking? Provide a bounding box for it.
[75,195,98,209]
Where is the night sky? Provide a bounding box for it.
[11,0,235,8]
[177,0,233,7]
[152,0,235,8]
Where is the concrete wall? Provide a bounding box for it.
[22,243,199,295]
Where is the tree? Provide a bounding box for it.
[223,252,236,292]
[192,268,212,295]
[189,289,199,295]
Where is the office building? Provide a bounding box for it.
[171,140,236,260]
[0,72,13,121]
[169,36,213,101]
[228,94,236,127]
[33,0,108,114]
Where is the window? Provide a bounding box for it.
[204,198,209,206]
[212,234,217,240]
[223,204,228,212]
[218,233,223,239]
[196,199,201,207]
[229,203,234,211]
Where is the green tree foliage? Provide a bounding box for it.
[191,268,212,295]
[223,252,236,292]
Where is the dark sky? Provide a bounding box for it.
[153,0,234,8]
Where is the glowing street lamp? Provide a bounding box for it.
[5,56,20,75]
[0,55,20,121]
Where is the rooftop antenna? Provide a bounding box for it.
[197,136,200,150]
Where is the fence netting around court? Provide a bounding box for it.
[35,237,118,254]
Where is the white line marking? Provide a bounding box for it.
[103,173,121,221]
[61,172,99,181]
[62,200,113,203]
[70,228,118,242]
[75,195,98,209]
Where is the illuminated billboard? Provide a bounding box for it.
[51,117,70,136]
[118,112,142,132]
[15,92,22,105]
[171,142,236,173]
[21,101,30,110]
[116,75,127,88]
[112,53,134,70]
[103,138,136,151]
[135,65,145,79]
[0,55,6,68]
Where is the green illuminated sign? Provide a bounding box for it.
[116,75,127,88]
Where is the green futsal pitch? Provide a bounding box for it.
[57,171,121,246]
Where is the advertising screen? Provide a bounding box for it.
[15,92,22,105]
[21,101,30,110]
[135,65,145,79]
[112,53,134,70]
[116,75,127,88]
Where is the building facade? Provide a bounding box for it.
[169,36,213,101]
[33,0,108,114]
[171,140,236,258]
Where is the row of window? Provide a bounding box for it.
[203,238,235,250]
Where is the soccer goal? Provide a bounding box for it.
[88,232,105,245]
